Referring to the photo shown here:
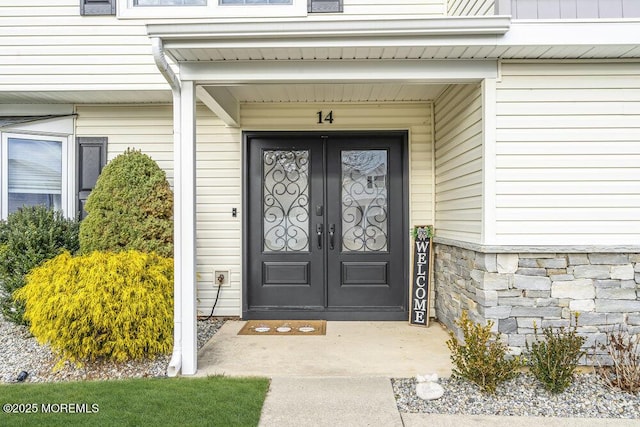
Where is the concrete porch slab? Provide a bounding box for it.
[195,320,452,378]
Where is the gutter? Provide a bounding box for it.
[151,37,182,378]
[152,37,181,92]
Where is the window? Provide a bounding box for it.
[134,0,205,5]
[2,134,68,218]
[220,0,291,4]
[119,0,304,18]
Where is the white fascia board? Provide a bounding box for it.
[196,86,240,127]
[502,21,640,47]
[147,16,511,41]
[180,59,499,84]
[163,34,501,51]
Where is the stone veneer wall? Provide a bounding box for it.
[434,243,640,363]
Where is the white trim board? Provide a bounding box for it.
[180,59,499,84]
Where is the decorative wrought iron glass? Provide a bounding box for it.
[263,150,310,252]
[341,150,388,252]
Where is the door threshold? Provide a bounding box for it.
[243,310,409,321]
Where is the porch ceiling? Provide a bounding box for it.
[222,83,447,103]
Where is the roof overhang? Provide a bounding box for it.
[147,16,640,125]
[148,16,511,124]
[147,17,640,62]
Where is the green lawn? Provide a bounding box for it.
[0,376,270,427]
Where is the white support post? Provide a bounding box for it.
[176,80,198,375]
[481,78,497,246]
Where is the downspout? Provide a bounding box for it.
[151,37,182,377]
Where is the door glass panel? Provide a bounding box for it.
[263,150,310,252]
[341,150,388,252]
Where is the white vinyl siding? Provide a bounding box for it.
[0,1,167,93]
[193,108,243,317]
[75,105,174,176]
[448,0,494,16]
[495,61,640,245]
[434,84,483,243]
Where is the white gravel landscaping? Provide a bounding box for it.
[0,316,225,383]
[393,374,640,419]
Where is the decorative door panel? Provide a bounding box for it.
[247,136,325,311]
[245,132,407,319]
[326,135,405,310]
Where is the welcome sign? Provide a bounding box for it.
[410,226,432,326]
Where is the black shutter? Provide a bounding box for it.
[308,0,343,13]
[80,0,116,16]
[77,137,107,219]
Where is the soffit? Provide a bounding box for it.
[169,43,640,62]
[224,83,447,103]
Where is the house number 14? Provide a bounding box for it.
[317,110,334,124]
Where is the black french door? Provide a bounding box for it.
[245,132,408,320]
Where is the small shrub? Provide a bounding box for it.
[446,310,522,394]
[14,250,173,365]
[526,314,586,394]
[597,327,640,394]
[79,148,173,257]
[0,206,79,324]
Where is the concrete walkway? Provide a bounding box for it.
[258,377,403,427]
[197,321,638,427]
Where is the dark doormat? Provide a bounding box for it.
[238,320,326,336]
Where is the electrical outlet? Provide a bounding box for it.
[213,269,230,287]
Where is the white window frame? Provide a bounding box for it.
[1,132,71,220]
[117,0,306,18]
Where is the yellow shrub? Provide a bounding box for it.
[14,250,173,365]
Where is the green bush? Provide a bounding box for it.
[0,206,79,324]
[79,148,173,258]
[526,314,586,393]
[14,250,173,365]
[446,310,522,394]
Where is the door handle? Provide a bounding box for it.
[316,224,323,249]
[329,224,335,250]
